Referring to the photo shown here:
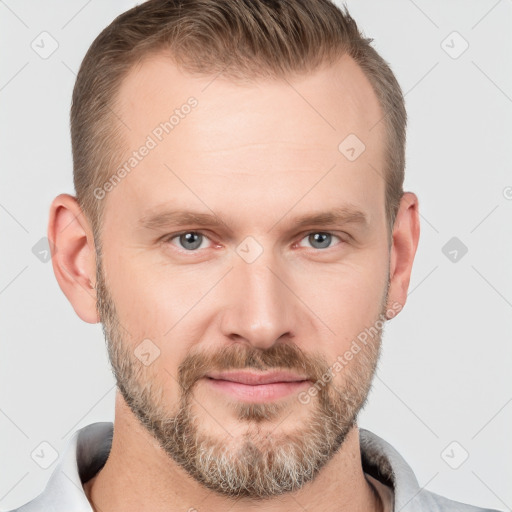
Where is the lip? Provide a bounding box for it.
[203,371,311,403]
[205,370,309,385]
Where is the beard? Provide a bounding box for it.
[95,247,389,501]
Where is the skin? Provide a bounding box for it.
[48,51,420,512]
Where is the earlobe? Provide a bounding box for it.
[386,192,420,317]
[47,193,100,324]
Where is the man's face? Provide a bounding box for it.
[95,53,393,498]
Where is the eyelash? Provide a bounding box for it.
[161,230,346,253]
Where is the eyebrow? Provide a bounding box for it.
[138,205,369,233]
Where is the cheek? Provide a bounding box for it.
[293,252,388,340]
[104,257,202,407]
[102,246,223,377]
[104,242,210,335]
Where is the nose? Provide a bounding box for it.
[219,251,298,350]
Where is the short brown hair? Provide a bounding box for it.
[71,0,406,246]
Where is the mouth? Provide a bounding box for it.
[203,371,311,402]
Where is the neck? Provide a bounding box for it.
[84,396,382,512]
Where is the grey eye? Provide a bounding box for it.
[176,232,204,251]
[302,231,341,249]
[306,232,335,249]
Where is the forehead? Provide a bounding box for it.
[105,52,387,230]
[116,51,385,147]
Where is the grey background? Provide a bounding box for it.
[1,0,511,510]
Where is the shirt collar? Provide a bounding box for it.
[19,423,113,511]
[18,422,427,512]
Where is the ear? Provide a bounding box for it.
[47,193,100,323]
[386,191,420,318]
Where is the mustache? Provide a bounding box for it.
[178,342,330,394]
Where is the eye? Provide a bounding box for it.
[297,231,343,250]
[161,230,345,254]
[164,231,212,251]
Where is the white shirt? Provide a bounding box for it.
[7,422,501,512]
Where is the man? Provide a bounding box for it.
[10,0,501,511]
